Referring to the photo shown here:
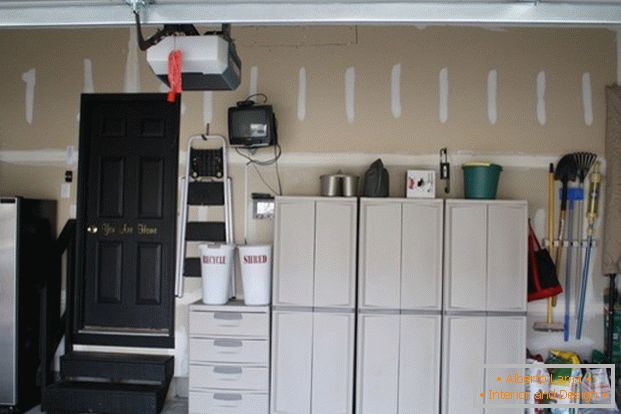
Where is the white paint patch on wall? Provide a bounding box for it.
[249,66,258,97]
[536,71,546,126]
[21,68,36,125]
[439,67,449,124]
[297,67,306,122]
[582,72,593,126]
[203,91,213,126]
[83,59,94,93]
[345,66,356,124]
[124,27,140,93]
[487,69,498,125]
[391,64,402,119]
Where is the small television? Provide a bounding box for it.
[228,103,277,148]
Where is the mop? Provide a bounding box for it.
[576,160,602,340]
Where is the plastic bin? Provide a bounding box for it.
[238,245,272,306]
[199,243,235,305]
[462,162,503,199]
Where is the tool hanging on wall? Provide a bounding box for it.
[439,148,450,194]
[563,188,583,341]
[571,152,597,315]
[533,163,564,332]
[554,154,578,268]
[576,160,602,339]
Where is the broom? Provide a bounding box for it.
[572,152,597,314]
[533,163,564,332]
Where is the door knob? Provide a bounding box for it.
[87,225,98,234]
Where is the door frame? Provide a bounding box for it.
[73,93,179,348]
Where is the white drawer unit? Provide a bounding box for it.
[189,391,269,414]
[189,300,270,414]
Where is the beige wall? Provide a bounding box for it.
[0,25,616,377]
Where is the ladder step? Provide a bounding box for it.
[184,258,201,277]
[188,181,224,206]
[186,222,226,242]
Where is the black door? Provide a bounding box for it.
[74,94,180,348]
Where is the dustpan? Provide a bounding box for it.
[528,223,563,301]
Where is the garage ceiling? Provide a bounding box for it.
[1,0,621,27]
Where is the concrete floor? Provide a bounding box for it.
[26,398,188,414]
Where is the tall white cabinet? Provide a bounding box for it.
[356,198,443,414]
[271,197,357,414]
[442,200,528,414]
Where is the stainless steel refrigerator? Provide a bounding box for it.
[0,197,56,412]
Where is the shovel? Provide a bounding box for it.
[553,154,578,306]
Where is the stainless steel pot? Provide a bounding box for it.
[320,172,359,197]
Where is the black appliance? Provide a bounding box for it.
[228,102,278,147]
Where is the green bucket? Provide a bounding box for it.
[462,162,503,199]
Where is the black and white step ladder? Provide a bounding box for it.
[175,134,235,298]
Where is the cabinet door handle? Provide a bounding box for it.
[213,393,242,401]
[213,339,243,348]
[213,312,243,321]
[213,366,243,375]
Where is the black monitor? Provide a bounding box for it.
[228,104,277,148]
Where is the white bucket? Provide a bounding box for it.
[199,243,236,305]
[238,244,272,306]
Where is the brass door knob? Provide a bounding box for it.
[87,225,98,234]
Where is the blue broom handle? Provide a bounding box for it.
[564,202,574,342]
[576,233,593,339]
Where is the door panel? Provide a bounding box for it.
[399,315,441,414]
[138,157,165,218]
[485,317,526,414]
[443,316,486,414]
[98,157,124,218]
[312,312,354,414]
[445,203,487,311]
[136,243,162,305]
[77,94,179,347]
[95,241,123,304]
[359,202,402,309]
[487,204,528,312]
[314,201,357,308]
[356,314,400,414]
[401,201,443,310]
[273,199,315,307]
[271,311,313,414]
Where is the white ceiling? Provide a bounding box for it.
[1,0,621,27]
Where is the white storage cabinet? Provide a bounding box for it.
[271,196,357,414]
[273,197,357,309]
[189,301,270,414]
[442,199,528,414]
[271,310,355,414]
[356,312,441,414]
[356,198,443,414]
[444,200,528,312]
[442,315,526,414]
[358,198,444,311]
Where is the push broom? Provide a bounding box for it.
[533,163,564,332]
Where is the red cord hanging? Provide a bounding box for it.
[167,50,183,103]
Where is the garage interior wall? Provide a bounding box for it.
[0,25,615,383]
